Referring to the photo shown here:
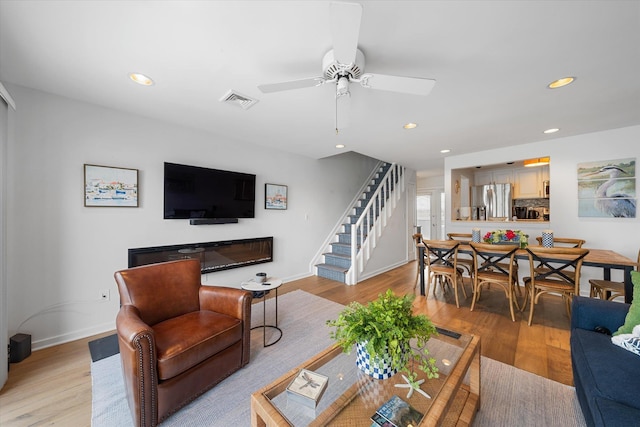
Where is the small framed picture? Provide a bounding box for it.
[286,369,329,409]
[265,183,287,210]
[84,164,139,207]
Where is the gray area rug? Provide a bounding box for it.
[91,290,585,426]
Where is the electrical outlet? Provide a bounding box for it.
[99,289,110,301]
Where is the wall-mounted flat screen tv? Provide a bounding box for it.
[164,162,256,219]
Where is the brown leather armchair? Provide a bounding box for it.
[114,259,252,427]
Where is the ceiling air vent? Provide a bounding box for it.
[219,90,258,110]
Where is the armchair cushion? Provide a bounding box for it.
[154,311,242,380]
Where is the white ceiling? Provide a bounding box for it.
[1,1,639,174]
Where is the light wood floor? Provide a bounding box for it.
[0,261,574,426]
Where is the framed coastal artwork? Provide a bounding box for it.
[84,164,139,207]
[577,158,636,218]
[265,183,287,210]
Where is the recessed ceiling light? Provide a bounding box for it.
[440,149,451,154]
[544,128,560,134]
[335,144,345,149]
[548,77,575,89]
[403,122,418,129]
[129,73,154,86]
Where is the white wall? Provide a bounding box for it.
[6,84,383,349]
[445,125,640,291]
[417,174,444,192]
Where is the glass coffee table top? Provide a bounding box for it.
[256,328,475,427]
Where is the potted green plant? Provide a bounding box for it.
[326,289,439,388]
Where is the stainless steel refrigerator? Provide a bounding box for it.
[471,183,512,220]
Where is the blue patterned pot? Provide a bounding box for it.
[355,341,399,380]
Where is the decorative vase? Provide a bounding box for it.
[493,239,527,248]
[494,240,518,245]
[355,341,400,380]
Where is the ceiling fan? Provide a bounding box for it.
[257,2,436,133]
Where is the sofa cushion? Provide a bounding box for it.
[571,296,629,333]
[592,397,640,427]
[571,328,640,412]
[153,311,242,380]
[614,271,640,335]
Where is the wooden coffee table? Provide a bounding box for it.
[251,329,480,427]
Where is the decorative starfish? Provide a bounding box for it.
[394,375,431,399]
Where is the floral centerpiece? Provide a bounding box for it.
[483,229,529,248]
[326,289,439,388]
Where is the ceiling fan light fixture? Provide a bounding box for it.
[524,157,550,167]
[129,73,154,86]
[548,77,575,89]
[336,76,350,97]
[403,122,417,129]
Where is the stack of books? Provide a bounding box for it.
[370,395,423,427]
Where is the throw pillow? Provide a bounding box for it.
[611,324,640,357]
[614,271,640,336]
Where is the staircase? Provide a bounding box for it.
[315,162,405,285]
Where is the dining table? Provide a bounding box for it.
[416,242,638,304]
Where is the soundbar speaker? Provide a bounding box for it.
[10,333,31,363]
[189,218,238,225]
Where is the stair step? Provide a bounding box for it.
[338,233,352,244]
[316,263,348,282]
[323,252,351,268]
[330,242,351,255]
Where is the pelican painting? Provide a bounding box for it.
[578,158,636,218]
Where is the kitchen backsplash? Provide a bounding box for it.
[513,198,550,209]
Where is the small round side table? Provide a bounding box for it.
[241,278,283,347]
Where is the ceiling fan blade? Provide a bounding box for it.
[359,73,436,96]
[330,2,362,65]
[258,76,326,93]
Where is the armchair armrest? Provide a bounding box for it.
[199,285,252,366]
[199,286,252,320]
[571,295,630,333]
[116,305,158,427]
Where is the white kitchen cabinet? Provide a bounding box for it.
[514,166,548,198]
[474,170,493,186]
[474,169,513,186]
[493,169,514,185]
[541,166,550,182]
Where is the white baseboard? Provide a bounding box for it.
[356,259,409,283]
[31,321,115,351]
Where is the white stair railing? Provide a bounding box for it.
[346,163,405,285]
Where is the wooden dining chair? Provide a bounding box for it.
[422,240,467,308]
[469,242,520,321]
[533,237,586,282]
[446,233,475,280]
[413,232,426,289]
[589,249,639,301]
[523,246,589,326]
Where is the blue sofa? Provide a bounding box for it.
[570,296,640,427]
